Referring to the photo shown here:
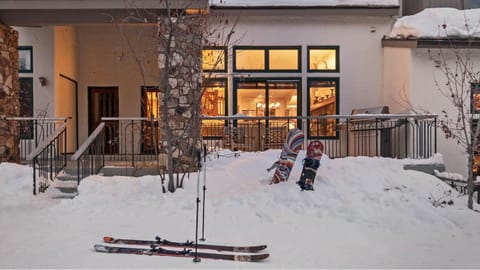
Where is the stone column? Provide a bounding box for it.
[158,15,204,171]
[0,24,19,163]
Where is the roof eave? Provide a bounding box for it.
[382,37,480,49]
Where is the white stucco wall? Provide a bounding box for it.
[210,12,393,116]
[16,26,55,118]
[382,47,411,113]
[75,24,160,143]
[55,26,78,152]
[410,48,473,175]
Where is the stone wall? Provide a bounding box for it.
[0,24,19,163]
[158,15,204,171]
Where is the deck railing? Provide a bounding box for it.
[7,117,69,161]
[201,114,438,159]
[68,114,437,185]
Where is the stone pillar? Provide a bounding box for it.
[158,15,204,171]
[0,24,19,163]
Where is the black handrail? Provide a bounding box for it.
[71,122,106,185]
[26,122,68,195]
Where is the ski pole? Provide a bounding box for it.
[200,143,207,241]
[193,149,201,263]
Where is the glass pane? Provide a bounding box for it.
[237,82,266,116]
[268,81,298,129]
[269,49,299,70]
[472,84,480,113]
[202,49,225,71]
[309,80,337,137]
[309,48,337,71]
[144,90,160,118]
[202,80,226,116]
[268,82,298,117]
[235,49,265,70]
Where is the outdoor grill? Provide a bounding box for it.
[349,106,392,157]
[351,106,389,115]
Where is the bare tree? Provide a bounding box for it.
[117,0,237,193]
[427,33,480,209]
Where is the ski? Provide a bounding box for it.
[103,236,267,253]
[94,244,269,262]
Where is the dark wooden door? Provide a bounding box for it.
[88,87,119,154]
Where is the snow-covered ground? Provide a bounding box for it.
[1,150,480,268]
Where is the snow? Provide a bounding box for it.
[1,150,480,268]
[388,8,480,39]
[209,0,399,8]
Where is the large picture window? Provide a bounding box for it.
[308,78,339,138]
[233,46,301,72]
[308,46,339,72]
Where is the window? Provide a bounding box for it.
[202,79,227,138]
[233,46,301,72]
[19,77,34,139]
[472,83,480,114]
[308,46,339,72]
[235,48,265,71]
[202,79,227,117]
[202,47,227,72]
[268,48,300,71]
[141,86,161,153]
[142,86,160,118]
[234,79,299,123]
[308,78,339,138]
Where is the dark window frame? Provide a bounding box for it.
[233,46,302,73]
[202,46,228,73]
[232,77,302,129]
[202,77,229,117]
[307,46,340,73]
[307,77,340,139]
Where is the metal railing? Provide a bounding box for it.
[201,114,438,159]
[71,122,106,185]
[26,122,68,195]
[100,117,162,165]
[68,114,437,185]
[71,117,164,184]
[7,117,69,161]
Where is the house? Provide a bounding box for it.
[1,0,470,191]
[383,7,480,176]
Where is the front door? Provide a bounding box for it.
[88,87,119,154]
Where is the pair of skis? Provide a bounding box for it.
[95,236,269,262]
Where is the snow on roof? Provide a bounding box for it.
[388,8,480,39]
[209,0,399,8]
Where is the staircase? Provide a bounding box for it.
[47,166,79,199]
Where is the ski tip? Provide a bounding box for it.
[94,244,110,253]
[103,236,114,243]
[236,253,270,262]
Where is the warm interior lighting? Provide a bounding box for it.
[309,49,337,71]
[235,49,265,70]
[202,49,225,71]
[269,49,298,70]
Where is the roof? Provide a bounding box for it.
[388,8,480,39]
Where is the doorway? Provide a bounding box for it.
[88,87,119,154]
[234,79,301,149]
